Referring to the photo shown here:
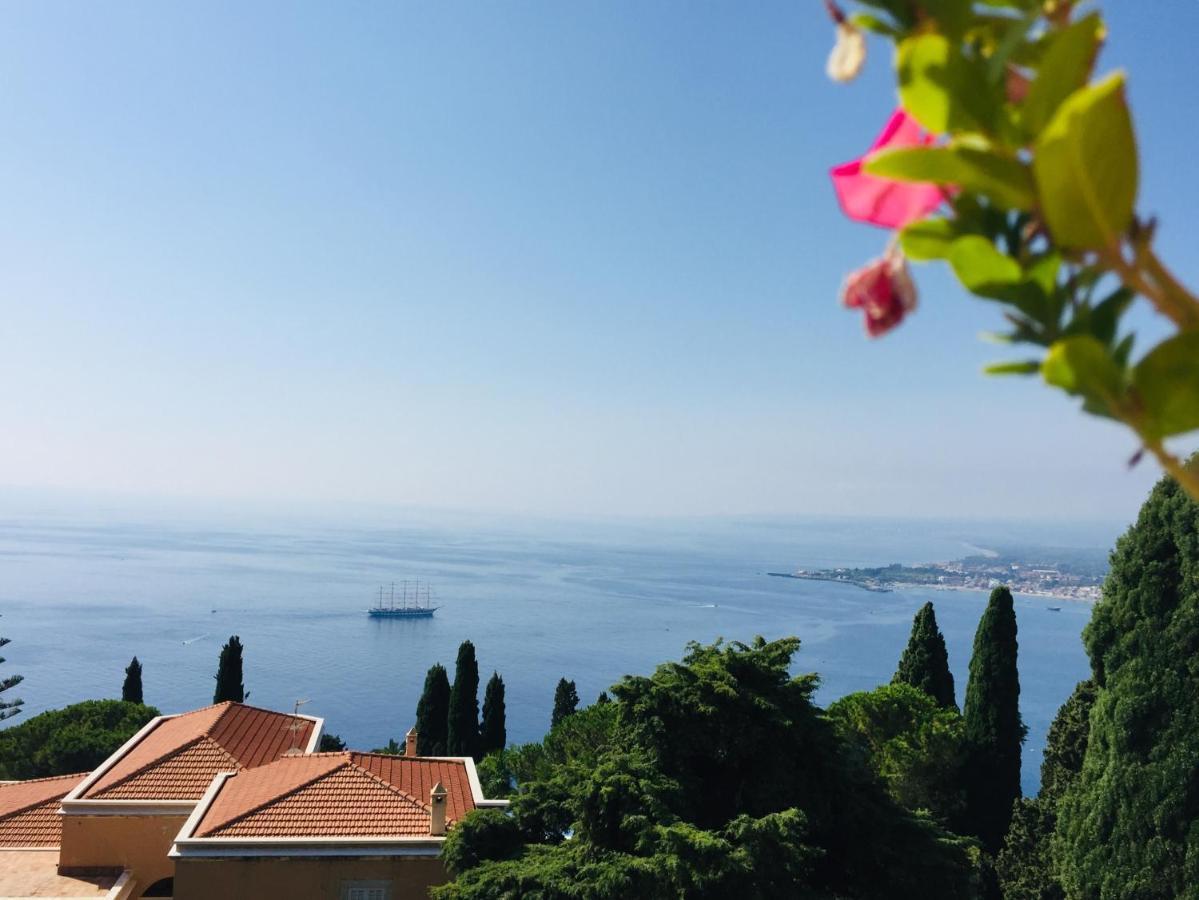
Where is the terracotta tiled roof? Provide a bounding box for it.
[0,773,86,847]
[193,752,477,839]
[83,701,315,800]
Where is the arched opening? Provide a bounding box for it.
[141,878,174,898]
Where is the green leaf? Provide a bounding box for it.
[898,218,959,261]
[1042,335,1125,413]
[856,0,916,29]
[865,145,1035,210]
[985,360,1041,376]
[918,0,974,39]
[1033,72,1138,250]
[1025,253,1061,297]
[948,236,1023,297]
[849,12,899,37]
[1022,13,1105,138]
[1133,333,1199,438]
[897,34,999,135]
[1090,287,1134,346]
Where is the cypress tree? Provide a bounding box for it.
[893,601,957,709]
[0,634,23,721]
[447,641,480,758]
[479,672,506,756]
[213,635,247,704]
[963,586,1025,852]
[122,656,143,705]
[415,663,451,756]
[1056,474,1199,897]
[996,680,1096,900]
[596,691,610,705]
[551,678,579,728]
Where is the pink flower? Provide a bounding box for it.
[841,246,917,337]
[830,110,944,229]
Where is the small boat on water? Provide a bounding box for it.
[1047,606,1062,612]
[369,581,439,618]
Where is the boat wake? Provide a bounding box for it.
[181,634,209,645]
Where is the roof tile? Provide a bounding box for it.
[83,702,315,800]
[193,752,478,839]
[0,774,86,847]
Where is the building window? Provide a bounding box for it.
[341,881,391,900]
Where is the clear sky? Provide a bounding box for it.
[1,2,1196,522]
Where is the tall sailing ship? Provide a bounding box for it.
[368,581,439,618]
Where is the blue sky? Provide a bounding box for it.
[0,1,1196,521]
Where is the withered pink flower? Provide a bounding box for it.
[830,109,943,229]
[841,246,918,338]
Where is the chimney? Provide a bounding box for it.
[405,727,418,757]
[430,782,448,836]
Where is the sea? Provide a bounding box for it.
[0,508,1122,796]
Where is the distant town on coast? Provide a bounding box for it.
[772,545,1108,601]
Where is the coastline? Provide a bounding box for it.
[774,572,1099,603]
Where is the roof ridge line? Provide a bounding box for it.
[201,755,351,837]
[202,700,311,732]
[0,793,72,821]
[1,772,89,785]
[90,735,238,798]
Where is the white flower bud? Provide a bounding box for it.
[826,23,866,83]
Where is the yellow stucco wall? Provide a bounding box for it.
[174,856,448,900]
[59,814,188,889]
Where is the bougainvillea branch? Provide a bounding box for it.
[823,0,1199,500]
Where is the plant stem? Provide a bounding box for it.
[1142,248,1199,328]
[1104,243,1199,330]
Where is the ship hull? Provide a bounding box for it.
[368,607,438,618]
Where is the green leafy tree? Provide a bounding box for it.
[121,656,143,705]
[963,585,1026,852]
[0,700,159,779]
[447,640,480,758]
[416,662,451,756]
[996,680,1096,900]
[550,678,579,728]
[596,690,610,704]
[372,737,402,756]
[318,732,347,752]
[894,601,957,709]
[1056,474,1199,898]
[442,637,977,899]
[213,635,246,704]
[477,701,620,799]
[479,672,506,757]
[0,633,23,721]
[820,0,1199,500]
[828,682,966,826]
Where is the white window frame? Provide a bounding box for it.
[341,881,391,900]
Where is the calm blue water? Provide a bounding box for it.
[0,512,1111,795]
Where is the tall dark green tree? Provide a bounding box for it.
[996,680,1096,900]
[480,672,507,756]
[0,634,23,721]
[416,663,451,756]
[213,635,247,704]
[963,586,1025,852]
[121,656,143,705]
[551,678,579,728]
[447,640,480,758]
[893,601,957,709]
[1056,473,1199,898]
